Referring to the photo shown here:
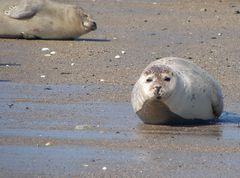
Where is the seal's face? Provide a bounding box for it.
[77,7,97,32]
[140,65,176,101]
[82,13,97,31]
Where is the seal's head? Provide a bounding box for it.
[140,65,177,101]
[81,13,97,31]
[76,7,97,33]
[131,64,181,124]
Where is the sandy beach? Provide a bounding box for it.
[0,0,240,177]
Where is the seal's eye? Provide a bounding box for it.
[146,78,153,83]
[164,76,171,82]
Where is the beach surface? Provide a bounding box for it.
[0,0,240,177]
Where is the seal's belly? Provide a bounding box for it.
[136,100,183,124]
[136,100,213,125]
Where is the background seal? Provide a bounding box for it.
[0,0,97,39]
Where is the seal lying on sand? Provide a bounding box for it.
[0,0,97,39]
[131,57,223,125]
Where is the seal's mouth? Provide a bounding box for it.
[83,21,97,31]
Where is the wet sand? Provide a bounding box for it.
[1,0,240,177]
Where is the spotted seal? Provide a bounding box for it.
[131,57,223,125]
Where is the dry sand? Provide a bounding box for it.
[0,0,240,177]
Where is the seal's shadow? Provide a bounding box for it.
[163,111,240,126]
[75,38,111,42]
[135,112,240,139]
[218,112,240,124]
[0,37,111,42]
[0,63,21,66]
[0,80,11,82]
[136,112,240,127]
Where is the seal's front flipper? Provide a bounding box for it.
[211,83,224,118]
[21,32,40,39]
[4,1,41,19]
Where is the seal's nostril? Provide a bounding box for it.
[91,22,97,30]
[155,86,161,93]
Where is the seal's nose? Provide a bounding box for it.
[154,86,162,99]
[91,22,97,30]
[83,21,97,31]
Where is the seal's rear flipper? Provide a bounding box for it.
[4,0,42,19]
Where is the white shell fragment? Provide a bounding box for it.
[102,167,107,171]
[71,63,75,66]
[100,79,105,82]
[41,48,50,51]
[40,75,46,78]
[121,50,126,54]
[41,48,56,56]
[115,55,120,59]
[200,8,207,12]
[75,124,91,130]
[45,142,51,146]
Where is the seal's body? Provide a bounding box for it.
[0,0,97,39]
[131,57,223,125]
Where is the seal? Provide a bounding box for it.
[131,57,224,125]
[0,0,97,39]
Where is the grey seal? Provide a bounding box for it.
[131,57,224,125]
[0,0,97,39]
